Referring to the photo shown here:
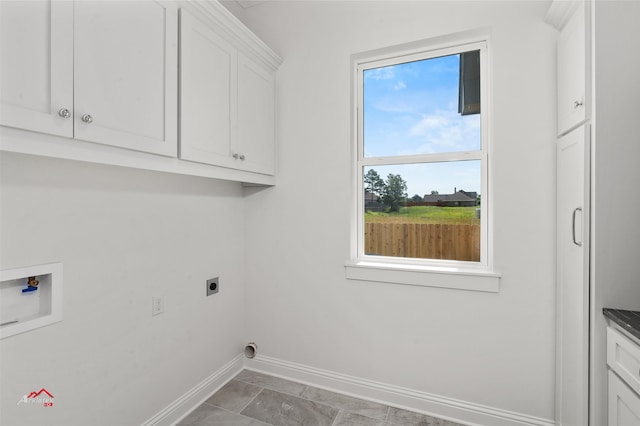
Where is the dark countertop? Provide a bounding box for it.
[603,308,640,341]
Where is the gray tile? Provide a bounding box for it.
[177,404,270,426]
[387,407,464,426]
[205,379,263,412]
[235,370,307,397]
[241,388,338,426]
[333,410,387,426]
[301,386,389,420]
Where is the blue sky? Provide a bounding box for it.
[363,53,481,197]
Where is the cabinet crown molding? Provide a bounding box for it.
[179,0,282,71]
[545,0,582,31]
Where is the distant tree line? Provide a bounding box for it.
[365,169,480,211]
[364,169,407,213]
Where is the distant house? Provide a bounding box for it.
[364,191,384,211]
[422,189,478,207]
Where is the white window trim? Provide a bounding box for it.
[346,30,500,292]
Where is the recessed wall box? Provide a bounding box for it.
[206,277,219,296]
[0,263,63,339]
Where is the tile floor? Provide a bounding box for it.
[178,370,465,426]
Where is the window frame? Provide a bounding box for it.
[347,33,500,291]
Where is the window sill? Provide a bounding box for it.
[344,261,501,293]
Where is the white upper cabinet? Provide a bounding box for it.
[0,1,73,138]
[556,1,588,136]
[179,6,279,176]
[0,0,177,157]
[74,1,178,156]
[180,9,237,168]
[237,52,276,175]
[0,0,280,184]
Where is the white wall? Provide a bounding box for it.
[220,0,247,20]
[0,152,247,425]
[591,2,640,425]
[240,1,558,421]
[593,0,640,325]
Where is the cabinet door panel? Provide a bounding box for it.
[556,125,590,426]
[0,1,73,137]
[557,2,586,136]
[179,9,237,168]
[608,327,640,396]
[609,371,640,426]
[236,53,275,175]
[74,1,177,156]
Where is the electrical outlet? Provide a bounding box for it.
[206,277,219,296]
[151,296,164,316]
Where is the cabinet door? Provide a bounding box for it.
[236,53,276,175]
[557,2,586,136]
[556,125,590,426]
[179,9,237,168]
[608,326,640,397]
[74,1,177,157]
[0,1,73,137]
[609,371,640,426]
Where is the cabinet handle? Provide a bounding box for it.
[233,153,246,161]
[58,108,71,119]
[574,100,583,109]
[81,114,93,124]
[239,154,246,161]
[572,207,583,247]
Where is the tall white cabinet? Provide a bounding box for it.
[556,125,590,426]
[548,2,591,424]
[548,1,640,425]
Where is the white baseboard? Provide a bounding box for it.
[245,354,556,426]
[141,354,244,426]
[142,352,555,426]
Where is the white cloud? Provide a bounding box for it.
[371,99,416,114]
[408,113,450,137]
[408,110,481,154]
[393,81,406,91]
[365,66,396,80]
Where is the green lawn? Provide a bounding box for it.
[365,206,479,224]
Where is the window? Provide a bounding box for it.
[349,35,495,286]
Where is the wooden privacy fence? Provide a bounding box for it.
[364,222,480,261]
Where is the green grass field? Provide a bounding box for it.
[365,206,480,224]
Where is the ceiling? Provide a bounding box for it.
[235,0,267,8]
